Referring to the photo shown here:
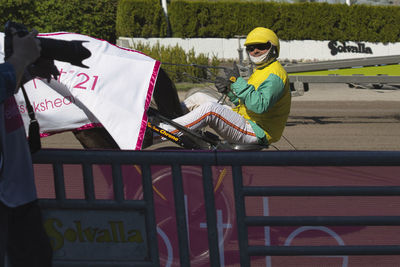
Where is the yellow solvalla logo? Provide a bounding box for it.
[45,218,144,251]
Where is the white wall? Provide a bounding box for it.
[117,37,400,62]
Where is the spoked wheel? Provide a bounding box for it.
[133,165,235,267]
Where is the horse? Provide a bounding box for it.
[71,67,184,150]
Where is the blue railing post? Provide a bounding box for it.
[202,164,221,267]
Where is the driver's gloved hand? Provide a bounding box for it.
[214,76,231,94]
[223,62,240,83]
[215,62,241,94]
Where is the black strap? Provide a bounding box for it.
[20,85,41,153]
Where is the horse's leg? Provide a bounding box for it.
[153,67,183,119]
[73,128,119,149]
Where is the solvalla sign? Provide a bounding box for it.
[43,209,148,261]
[328,41,373,56]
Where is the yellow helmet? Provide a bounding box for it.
[244,27,280,56]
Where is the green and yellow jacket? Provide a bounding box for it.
[229,60,291,144]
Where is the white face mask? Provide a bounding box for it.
[249,52,268,65]
[249,48,273,65]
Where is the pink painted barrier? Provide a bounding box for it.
[34,163,400,266]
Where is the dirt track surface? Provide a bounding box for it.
[41,83,400,151]
[275,100,400,151]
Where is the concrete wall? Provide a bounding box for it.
[117,37,400,62]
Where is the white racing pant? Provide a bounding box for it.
[161,92,259,144]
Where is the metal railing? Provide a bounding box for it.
[285,55,400,89]
[289,74,400,84]
[31,149,400,266]
[34,150,160,267]
[284,55,400,73]
[33,149,221,267]
[227,150,400,267]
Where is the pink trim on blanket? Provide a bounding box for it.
[135,61,161,150]
[40,123,103,138]
[37,32,159,150]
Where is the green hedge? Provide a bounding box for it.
[116,0,168,38]
[168,1,274,38]
[0,0,118,43]
[1,0,399,44]
[168,1,400,42]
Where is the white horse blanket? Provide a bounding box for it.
[0,32,160,150]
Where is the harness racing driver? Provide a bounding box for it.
[159,27,291,146]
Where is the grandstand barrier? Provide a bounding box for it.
[285,55,400,93]
[29,149,400,267]
[284,55,400,73]
[289,75,400,84]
